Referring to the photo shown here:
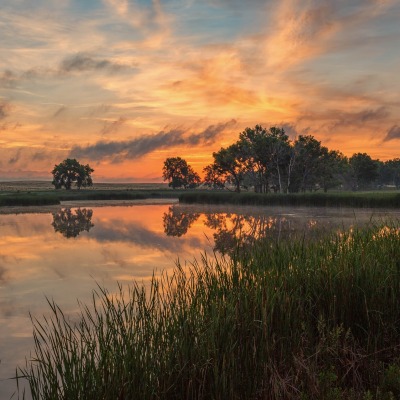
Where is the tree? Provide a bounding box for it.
[51,158,94,190]
[349,153,379,190]
[162,157,200,189]
[378,158,400,188]
[237,125,292,193]
[203,164,225,189]
[238,125,271,193]
[204,144,246,192]
[291,135,326,192]
[266,127,293,193]
[318,150,347,192]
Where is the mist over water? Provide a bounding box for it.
[0,203,399,399]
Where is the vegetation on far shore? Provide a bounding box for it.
[0,188,184,207]
[163,125,400,194]
[179,190,400,208]
[1,186,400,209]
[17,221,400,399]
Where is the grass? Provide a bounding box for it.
[0,189,185,207]
[55,189,182,201]
[0,181,183,207]
[179,191,400,208]
[1,180,400,208]
[16,220,400,399]
[0,193,60,207]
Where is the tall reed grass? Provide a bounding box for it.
[17,221,400,399]
[179,191,400,208]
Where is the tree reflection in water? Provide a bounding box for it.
[163,206,200,237]
[52,208,94,238]
[204,213,293,255]
[163,206,300,256]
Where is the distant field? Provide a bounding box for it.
[0,181,169,192]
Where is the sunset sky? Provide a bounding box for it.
[1,0,400,182]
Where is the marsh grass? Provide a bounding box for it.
[0,193,60,207]
[0,189,184,207]
[17,221,400,399]
[179,191,400,208]
[2,186,400,209]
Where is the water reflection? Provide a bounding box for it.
[52,208,94,238]
[163,206,200,237]
[163,206,339,255]
[1,203,399,399]
[205,214,289,255]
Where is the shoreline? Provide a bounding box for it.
[0,198,179,215]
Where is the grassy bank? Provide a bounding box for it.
[17,222,400,399]
[55,189,183,201]
[2,187,400,208]
[179,190,400,208]
[0,189,184,207]
[0,193,60,207]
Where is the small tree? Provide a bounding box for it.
[162,157,200,189]
[51,159,94,190]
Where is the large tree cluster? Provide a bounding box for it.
[202,125,399,193]
[163,125,400,193]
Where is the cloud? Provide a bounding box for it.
[8,149,22,165]
[53,105,67,118]
[0,264,6,283]
[0,70,18,88]
[0,53,135,90]
[279,123,306,139]
[0,122,21,132]
[59,53,132,74]
[0,102,10,119]
[383,125,400,142]
[263,0,395,71]
[70,119,236,161]
[104,0,171,34]
[31,150,50,161]
[105,0,129,16]
[87,104,112,117]
[187,119,237,145]
[297,106,391,130]
[101,116,128,135]
[330,107,390,129]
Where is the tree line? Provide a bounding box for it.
[163,125,400,192]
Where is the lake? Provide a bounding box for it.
[0,201,399,399]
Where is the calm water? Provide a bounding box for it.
[0,202,399,399]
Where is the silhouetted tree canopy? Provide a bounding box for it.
[52,158,94,190]
[206,144,246,192]
[378,158,400,188]
[162,157,200,189]
[349,153,379,190]
[166,124,398,193]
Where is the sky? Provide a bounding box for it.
[1,0,400,182]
